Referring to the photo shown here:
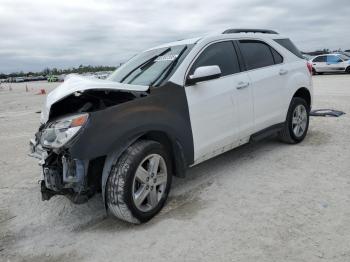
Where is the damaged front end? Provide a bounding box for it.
[29,113,92,203]
[29,75,149,204]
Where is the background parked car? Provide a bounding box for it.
[310,54,350,74]
[15,77,25,82]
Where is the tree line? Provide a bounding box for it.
[0,65,117,79]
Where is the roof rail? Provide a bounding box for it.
[223,29,278,34]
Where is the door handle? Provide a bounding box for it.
[313,63,316,66]
[236,81,249,90]
[279,69,288,75]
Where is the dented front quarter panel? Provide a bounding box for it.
[32,79,194,204]
[68,83,193,162]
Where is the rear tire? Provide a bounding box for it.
[278,97,309,144]
[106,140,172,224]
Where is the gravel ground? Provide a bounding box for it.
[0,75,350,262]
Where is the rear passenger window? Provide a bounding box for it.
[273,38,304,59]
[190,41,240,77]
[313,56,326,62]
[239,40,275,70]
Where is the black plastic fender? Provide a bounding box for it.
[68,82,194,163]
[63,81,194,205]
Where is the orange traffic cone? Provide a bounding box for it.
[36,89,46,95]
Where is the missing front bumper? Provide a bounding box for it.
[29,137,91,204]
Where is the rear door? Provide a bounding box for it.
[312,55,327,72]
[237,39,286,132]
[185,41,253,162]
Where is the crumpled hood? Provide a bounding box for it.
[41,74,149,123]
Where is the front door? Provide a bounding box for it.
[326,55,346,72]
[185,41,253,163]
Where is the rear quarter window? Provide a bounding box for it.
[271,48,283,64]
[273,38,304,59]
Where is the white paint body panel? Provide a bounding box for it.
[185,71,252,163]
[169,33,313,164]
[247,64,286,132]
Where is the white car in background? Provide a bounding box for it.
[311,54,350,74]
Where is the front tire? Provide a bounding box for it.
[346,67,350,74]
[106,140,172,224]
[278,97,309,144]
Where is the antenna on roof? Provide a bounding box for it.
[223,29,278,34]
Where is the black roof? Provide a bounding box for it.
[223,29,278,34]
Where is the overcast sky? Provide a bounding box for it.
[1,0,349,73]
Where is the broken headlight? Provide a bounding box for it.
[41,113,89,148]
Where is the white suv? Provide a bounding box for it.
[311,54,350,74]
[30,29,313,223]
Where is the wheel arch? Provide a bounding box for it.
[100,129,188,207]
[138,130,188,179]
[292,87,311,110]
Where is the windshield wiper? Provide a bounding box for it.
[120,48,171,83]
[149,45,187,87]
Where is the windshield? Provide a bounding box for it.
[108,44,192,86]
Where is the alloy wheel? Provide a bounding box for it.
[292,104,307,137]
[132,154,167,212]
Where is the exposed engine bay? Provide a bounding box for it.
[48,89,145,120]
[30,83,148,203]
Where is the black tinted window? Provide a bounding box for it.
[313,56,326,62]
[190,41,240,76]
[239,40,275,70]
[271,48,283,64]
[274,38,304,59]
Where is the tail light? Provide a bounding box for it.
[306,61,313,74]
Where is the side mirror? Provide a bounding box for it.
[187,65,221,85]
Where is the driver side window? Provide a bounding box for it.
[189,41,240,77]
